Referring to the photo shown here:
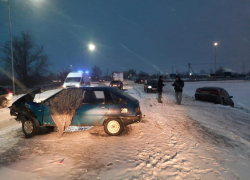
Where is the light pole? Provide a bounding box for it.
[8,0,15,95]
[214,42,218,75]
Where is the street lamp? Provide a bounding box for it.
[88,44,96,51]
[214,42,218,75]
[7,0,15,95]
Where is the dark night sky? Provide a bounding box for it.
[0,0,250,75]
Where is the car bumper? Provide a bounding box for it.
[147,88,157,91]
[122,111,142,125]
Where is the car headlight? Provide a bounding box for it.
[148,86,152,89]
[76,84,80,87]
[63,84,66,88]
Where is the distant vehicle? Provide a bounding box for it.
[134,78,146,84]
[9,87,141,137]
[63,71,90,88]
[224,72,232,77]
[144,80,158,93]
[195,87,234,107]
[0,87,13,108]
[99,79,105,82]
[110,81,123,89]
[113,72,124,82]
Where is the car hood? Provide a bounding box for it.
[12,88,44,105]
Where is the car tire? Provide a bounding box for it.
[104,119,124,136]
[221,98,224,105]
[146,89,149,93]
[46,126,56,132]
[195,96,200,101]
[1,99,8,108]
[22,116,40,138]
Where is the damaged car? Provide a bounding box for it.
[9,87,141,138]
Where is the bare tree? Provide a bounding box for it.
[1,31,50,87]
[91,66,102,81]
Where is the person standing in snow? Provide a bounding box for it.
[171,75,184,105]
[157,76,165,103]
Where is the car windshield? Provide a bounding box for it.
[111,81,121,84]
[65,77,81,83]
[114,89,138,102]
[147,80,157,85]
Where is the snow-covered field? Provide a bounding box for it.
[0,81,250,180]
[182,80,250,111]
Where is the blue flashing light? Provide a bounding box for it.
[78,71,83,73]
[86,71,89,74]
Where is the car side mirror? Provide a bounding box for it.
[229,96,233,98]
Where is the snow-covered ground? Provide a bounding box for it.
[182,80,250,111]
[0,81,250,180]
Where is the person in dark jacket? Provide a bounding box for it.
[171,75,184,104]
[157,76,165,103]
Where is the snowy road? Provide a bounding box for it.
[0,81,250,180]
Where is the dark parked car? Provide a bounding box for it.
[0,87,13,108]
[134,78,146,84]
[9,87,141,138]
[110,81,123,89]
[144,80,158,93]
[195,87,234,107]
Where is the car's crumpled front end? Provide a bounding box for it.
[9,88,44,119]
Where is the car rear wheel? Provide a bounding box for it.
[22,116,40,138]
[1,99,8,108]
[104,119,124,136]
[221,98,224,105]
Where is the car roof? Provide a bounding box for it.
[200,87,225,90]
[66,86,119,91]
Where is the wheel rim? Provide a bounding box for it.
[24,121,33,134]
[107,120,120,134]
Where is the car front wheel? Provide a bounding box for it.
[104,119,124,136]
[22,116,40,138]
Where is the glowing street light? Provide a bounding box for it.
[88,44,96,51]
[214,42,218,74]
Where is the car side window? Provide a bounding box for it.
[223,90,229,96]
[110,93,127,104]
[82,90,105,104]
[80,78,84,84]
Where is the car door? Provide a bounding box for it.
[221,89,232,105]
[108,92,128,115]
[71,90,109,125]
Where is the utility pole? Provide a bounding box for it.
[214,42,218,75]
[8,0,15,95]
[243,61,245,74]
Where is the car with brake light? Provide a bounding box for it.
[195,87,234,107]
[109,81,123,89]
[0,87,13,108]
[9,87,141,138]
